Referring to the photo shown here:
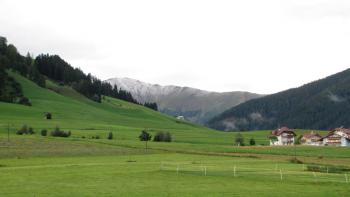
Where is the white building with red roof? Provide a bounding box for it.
[300,131,322,146]
[269,127,296,146]
[322,128,350,147]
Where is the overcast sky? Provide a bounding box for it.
[1,0,350,94]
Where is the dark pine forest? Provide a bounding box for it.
[0,36,158,110]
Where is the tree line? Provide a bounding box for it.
[0,36,158,109]
[34,54,139,103]
[0,36,40,104]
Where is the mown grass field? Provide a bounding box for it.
[1,72,350,196]
[1,148,350,197]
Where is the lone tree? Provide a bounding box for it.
[234,133,245,146]
[107,131,113,140]
[139,130,152,149]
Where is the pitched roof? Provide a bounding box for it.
[322,128,350,140]
[302,132,322,139]
[322,132,341,139]
[271,127,296,136]
[332,127,350,134]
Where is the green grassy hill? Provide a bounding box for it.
[0,72,342,150]
[0,72,348,158]
[0,72,206,132]
[0,72,270,147]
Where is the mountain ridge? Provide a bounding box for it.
[207,68,350,131]
[105,77,263,124]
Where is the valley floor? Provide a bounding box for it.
[1,136,350,197]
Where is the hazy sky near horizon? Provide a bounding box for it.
[1,0,350,94]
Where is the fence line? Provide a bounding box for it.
[159,161,350,184]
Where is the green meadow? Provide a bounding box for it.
[1,153,350,197]
[1,72,350,196]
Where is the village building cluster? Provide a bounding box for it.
[269,127,350,147]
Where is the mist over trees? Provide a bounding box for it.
[208,68,350,131]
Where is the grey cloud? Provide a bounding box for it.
[283,1,350,19]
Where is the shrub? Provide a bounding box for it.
[269,136,278,141]
[289,158,303,164]
[306,164,350,173]
[16,125,35,135]
[16,125,27,135]
[153,132,165,142]
[51,127,71,137]
[92,94,101,103]
[107,132,113,140]
[234,133,245,146]
[45,112,52,120]
[18,97,31,106]
[51,127,60,136]
[249,138,256,146]
[41,129,47,136]
[153,131,172,142]
[164,132,172,142]
[28,127,34,134]
[295,135,303,145]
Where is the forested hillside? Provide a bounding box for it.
[208,68,350,131]
[0,36,156,109]
[0,36,42,104]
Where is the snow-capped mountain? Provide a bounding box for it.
[105,77,263,124]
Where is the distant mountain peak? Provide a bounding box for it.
[105,77,262,124]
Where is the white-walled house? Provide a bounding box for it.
[269,127,296,146]
[301,132,323,146]
[322,128,350,147]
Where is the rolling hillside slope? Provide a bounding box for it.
[208,68,350,131]
[0,72,206,133]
